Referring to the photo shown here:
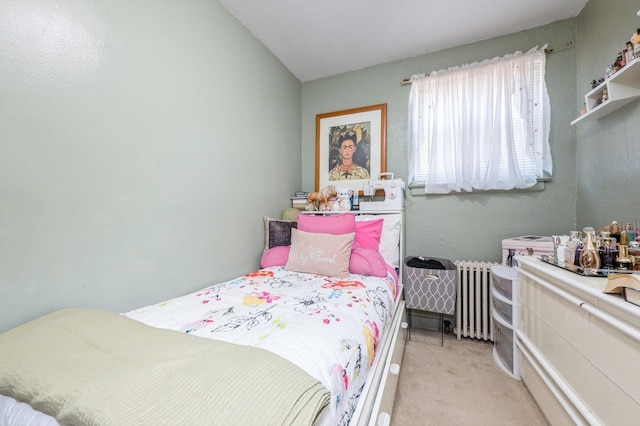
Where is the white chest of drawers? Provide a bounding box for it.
[515,256,640,425]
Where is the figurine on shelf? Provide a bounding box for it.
[330,187,352,211]
[626,41,635,63]
[591,78,604,89]
[305,185,336,211]
[632,28,640,57]
[604,64,615,80]
[615,51,625,71]
[602,88,609,103]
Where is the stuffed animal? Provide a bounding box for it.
[305,185,337,211]
[331,187,352,211]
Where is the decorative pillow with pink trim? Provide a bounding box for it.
[284,229,354,278]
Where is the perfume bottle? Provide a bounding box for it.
[610,220,621,242]
[554,235,569,266]
[600,234,615,269]
[579,227,600,275]
[615,231,633,271]
[565,230,581,267]
[573,233,584,267]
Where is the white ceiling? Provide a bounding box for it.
[219,0,588,82]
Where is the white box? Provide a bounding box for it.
[502,235,554,266]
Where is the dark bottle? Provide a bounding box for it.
[610,220,621,243]
[573,237,584,267]
[600,235,615,269]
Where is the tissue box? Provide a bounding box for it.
[502,235,554,266]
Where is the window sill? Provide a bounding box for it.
[408,178,548,196]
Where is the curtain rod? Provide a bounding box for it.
[399,41,574,86]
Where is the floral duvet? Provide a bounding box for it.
[124,266,399,426]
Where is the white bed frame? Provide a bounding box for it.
[352,299,407,425]
[1,210,409,426]
[300,209,408,425]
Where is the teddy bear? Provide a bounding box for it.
[331,187,352,211]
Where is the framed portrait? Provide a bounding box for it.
[315,103,387,192]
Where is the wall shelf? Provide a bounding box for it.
[571,57,640,125]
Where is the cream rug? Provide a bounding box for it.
[391,328,549,426]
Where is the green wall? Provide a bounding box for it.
[4,0,633,334]
[576,0,640,230]
[302,20,578,263]
[0,0,302,332]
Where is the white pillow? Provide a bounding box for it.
[355,214,401,268]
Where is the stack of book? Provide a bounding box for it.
[624,287,640,307]
[604,273,640,307]
[291,191,309,210]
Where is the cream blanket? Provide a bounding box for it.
[0,309,329,426]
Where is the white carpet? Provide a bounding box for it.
[391,328,549,426]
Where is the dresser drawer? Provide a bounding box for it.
[493,315,515,373]
[491,264,517,299]
[492,290,513,323]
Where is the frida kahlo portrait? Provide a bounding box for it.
[327,123,371,181]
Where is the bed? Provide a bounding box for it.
[0,212,407,426]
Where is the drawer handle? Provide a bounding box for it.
[401,321,408,329]
[390,363,400,375]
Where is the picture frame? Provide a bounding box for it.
[315,103,387,192]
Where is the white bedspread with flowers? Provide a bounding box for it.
[124,266,399,425]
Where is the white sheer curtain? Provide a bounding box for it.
[408,46,552,194]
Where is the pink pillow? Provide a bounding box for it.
[349,246,388,277]
[261,246,291,268]
[354,218,383,251]
[297,213,356,235]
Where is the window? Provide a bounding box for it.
[407,46,552,194]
